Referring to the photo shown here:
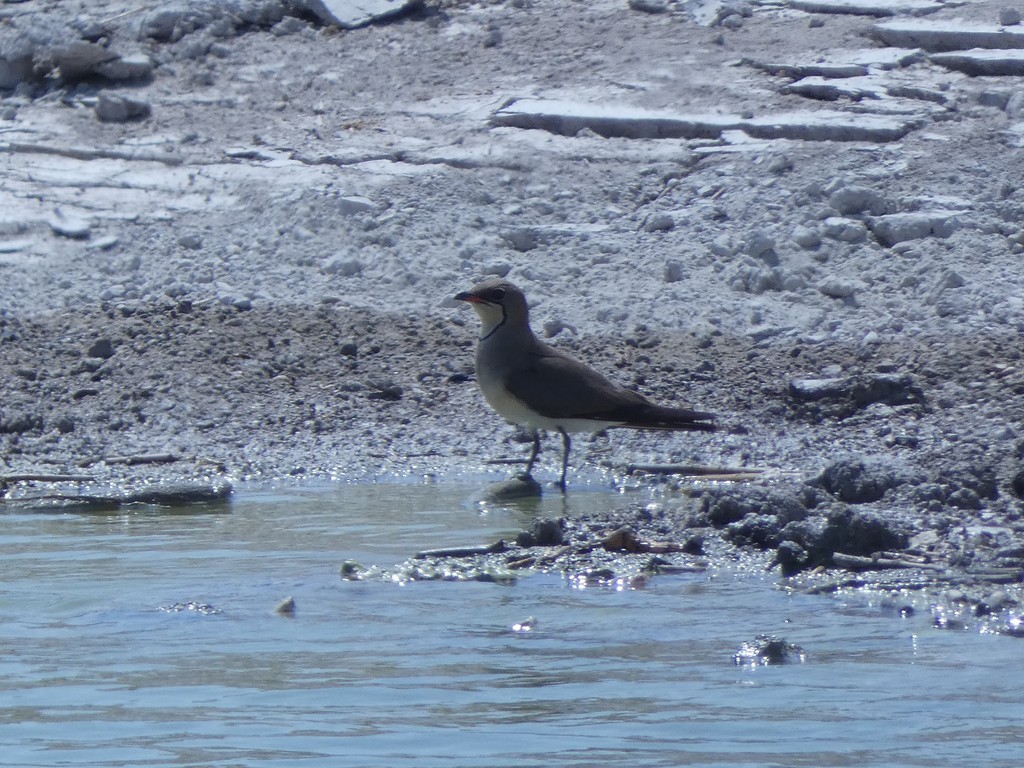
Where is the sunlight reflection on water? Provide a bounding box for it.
[1,481,1022,768]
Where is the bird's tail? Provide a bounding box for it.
[613,403,718,432]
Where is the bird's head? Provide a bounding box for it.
[454,278,529,338]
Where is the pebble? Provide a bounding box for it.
[95,53,154,82]
[792,224,821,249]
[663,260,684,283]
[817,455,907,503]
[744,229,778,265]
[629,0,669,12]
[47,209,91,239]
[644,212,675,232]
[275,596,296,616]
[95,92,151,123]
[870,213,936,247]
[709,234,735,258]
[87,235,120,251]
[87,338,115,359]
[828,185,890,216]
[818,277,862,298]
[823,217,867,243]
[1000,7,1022,26]
[335,195,378,216]
[322,256,364,276]
[503,228,538,252]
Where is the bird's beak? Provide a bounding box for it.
[454,291,483,304]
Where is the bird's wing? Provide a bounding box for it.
[504,346,716,431]
[503,347,649,422]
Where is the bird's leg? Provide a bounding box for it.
[556,428,571,492]
[520,430,541,479]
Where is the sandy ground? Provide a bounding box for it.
[2,0,1024,620]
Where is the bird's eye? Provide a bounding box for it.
[489,288,506,301]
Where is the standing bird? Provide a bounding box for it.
[454,278,717,490]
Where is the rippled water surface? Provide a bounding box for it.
[2,482,1022,767]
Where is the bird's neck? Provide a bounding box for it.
[475,306,510,341]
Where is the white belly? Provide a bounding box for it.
[478,376,617,434]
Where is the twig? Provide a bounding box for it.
[1,141,185,167]
[415,540,507,560]
[101,453,180,466]
[624,463,766,476]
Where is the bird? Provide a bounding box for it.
[454,278,717,490]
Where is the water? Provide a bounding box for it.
[1,481,1022,767]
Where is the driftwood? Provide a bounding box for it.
[833,552,944,572]
[624,463,769,481]
[94,453,180,466]
[415,540,508,560]
[1,140,185,166]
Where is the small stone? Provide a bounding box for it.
[1000,7,1022,26]
[47,209,92,239]
[828,185,890,216]
[482,26,503,47]
[275,596,296,616]
[322,256,364,276]
[709,234,735,258]
[1011,468,1024,498]
[629,0,669,12]
[481,476,543,502]
[767,154,793,173]
[94,53,154,82]
[720,13,744,29]
[335,196,378,216]
[177,233,202,250]
[870,214,935,247]
[818,277,861,299]
[95,93,151,123]
[339,341,358,358]
[483,262,512,277]
[503,228,538,252]
[644,212,675,232]
[664,260,684,283]
[823,217,867,243]
[87,235,120,251]
[87,338,115,359]
[745,229,778,265]
[792,224,821,249]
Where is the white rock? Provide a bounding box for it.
[491,99,916,143]
[95,93,151,123]
[710,234,735,257]
[745,230,778,265]
[335,195,378,216]
[792,224,822,249]
[644,212,675,232]
[790,0,946,16]
[930,49,1024,76]
[818,277,864,298]
[870,212,957,246]
[823,217,868,242]
[873,19,1024,52]
[301,0,421,29]
[828,185,890,215]
[95,53,154,82]
[47,209,91,239]
[1000,8,1022,26]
